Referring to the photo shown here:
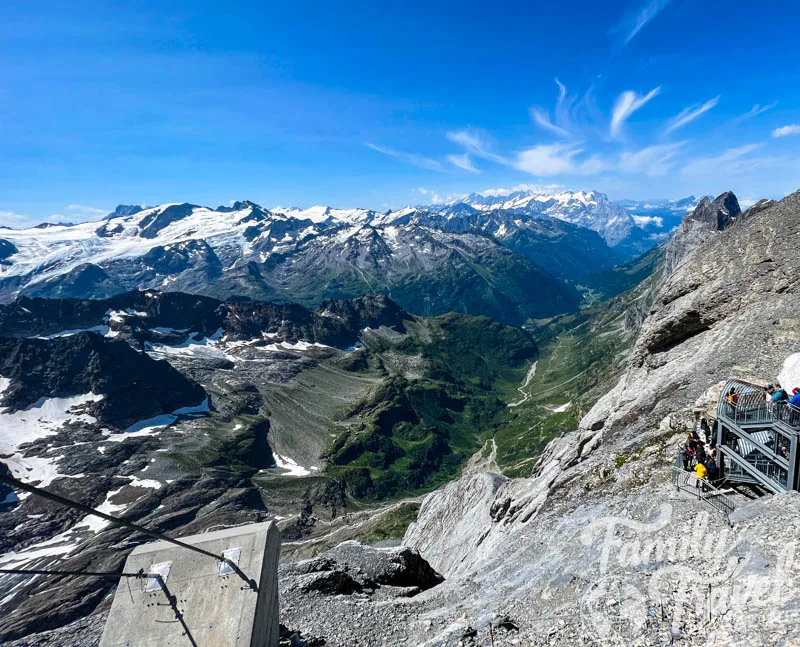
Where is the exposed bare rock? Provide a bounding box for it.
[664,191,741,276]
[403,472,508,575]
[584,189,799,437]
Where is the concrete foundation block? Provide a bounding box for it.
[99,521,280,647]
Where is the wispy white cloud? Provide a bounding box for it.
[0,204,110,229]
[416,187,429,196]
[529,79,604,141]
[447,153,480,174]
[0,210,32,229]
[632,214,664,228]
[772,124,800,138]
[364,142,444,171]
[681,143,763,176]
[613,0,675,46]
[610,87,661,138]
[513,144,582,176]
[446,130,508,164]
[531,108,572,138]
[664,97,719,134]
[530,79,575,138]
[512,144,608,177]
[739,103,777,121]
[618,142,685,176]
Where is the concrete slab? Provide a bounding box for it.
[99,521,280,647]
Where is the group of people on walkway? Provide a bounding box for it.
[765,383,800,407]
[679,418,718,488]
[722,384,800,423]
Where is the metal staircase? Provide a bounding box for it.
[715,379,800,493]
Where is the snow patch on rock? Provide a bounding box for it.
[273,454,312,477]
[0,387,103,485]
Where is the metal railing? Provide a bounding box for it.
[718,445,787,493]
[672,455,736,523]
[718,379,800,431]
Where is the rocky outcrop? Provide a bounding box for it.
[25,263,122,301]
[0,333,206,429]
[138,203,196,238]
[281,541,443,593]
[0,291,409,350]
[583,189,798,437]
[664,191,741,276]
[279,542,444,645]
[403,472,509,575]
[0,239,17,264]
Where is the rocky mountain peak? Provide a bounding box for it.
[105,204,145,220]
[691,191,741,232]
[664,190,741,275]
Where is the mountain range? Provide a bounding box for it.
[0,189,697,326]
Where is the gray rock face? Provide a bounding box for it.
[403,472,509,575]
[664,191,741,276]
[0,333,206,429]
[1,613,105,647]
[584,189,797,437]
[278,542,444,644]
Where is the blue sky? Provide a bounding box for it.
[1,0,799,225]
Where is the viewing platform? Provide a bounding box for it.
[716,379,800,493]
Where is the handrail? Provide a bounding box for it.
[718,445,785,494]
[718,379,800,431]
[672,454,736,524]
[726,428,790,470]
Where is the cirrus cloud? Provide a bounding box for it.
[610,87,661,138]
[612,0,676,46]
[447,153,480,173]
[664,97,719,135]
[364,142,444,171]
[772,124,800,138]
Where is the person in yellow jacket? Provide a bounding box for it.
[694,462,708,490]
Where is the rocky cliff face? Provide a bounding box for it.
[664,191,741,276]
[0,333,205,429]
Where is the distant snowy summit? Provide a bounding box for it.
[439,188,637,248]
[614,196,700,213]
[268,187,679,251]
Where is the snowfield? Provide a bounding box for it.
[0,382,104,486]
[272,453,313,477]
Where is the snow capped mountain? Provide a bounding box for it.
[0,188,684,321]
[441,189,637,248]
[270,205,376,225]
[0,200,595,324]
